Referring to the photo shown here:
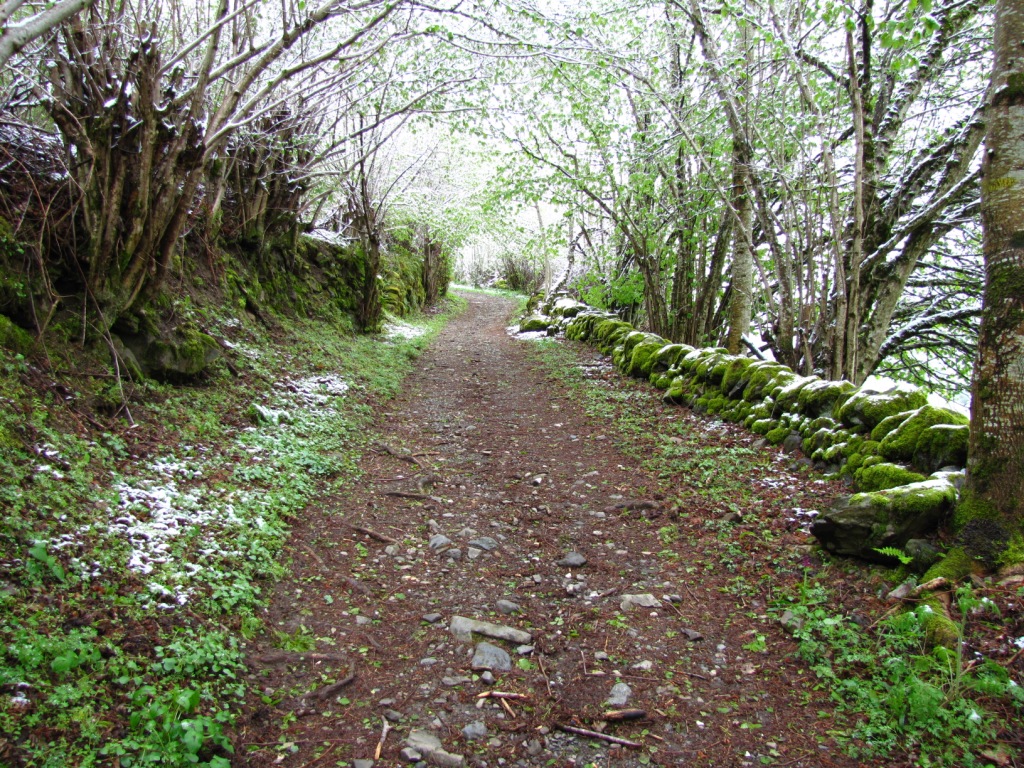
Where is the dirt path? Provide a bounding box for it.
[237,291,873,768]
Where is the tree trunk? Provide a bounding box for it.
[726,141,753,354]
[962,0,1024,547]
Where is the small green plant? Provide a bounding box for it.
[873,546,914,565]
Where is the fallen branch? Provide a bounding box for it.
[602,709,647,722]
[312,662,356,700]
[555,723,641,748]
[350,524,398,544]
[500,697,517,718]
[373,441,425,467]
[476,691,530,700]
[254,651,349,666]
[385,491,434,501]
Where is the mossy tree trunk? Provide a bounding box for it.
[963,0,1024,555]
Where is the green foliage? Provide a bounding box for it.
[873,546,914,565]
[777,580,1020,764]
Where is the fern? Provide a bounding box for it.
[874,546,913,565]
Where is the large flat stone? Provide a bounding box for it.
[448,615,532,644]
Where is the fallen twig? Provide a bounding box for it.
[500,697,516,718]
[476,691,530,700]
[373,441,425,467]
[341,575,373,595]
[375,717,391,760]
[385,491,434,501]
[350,524,398,544]
[312,662,356,700]
[555,723,641,748]
[254,651,349,666]
[602,709,647,722]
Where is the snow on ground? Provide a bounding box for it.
[385,320,427,340]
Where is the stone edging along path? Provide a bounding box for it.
[520,296,971,571]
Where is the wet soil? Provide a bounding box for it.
[234,291,887,768]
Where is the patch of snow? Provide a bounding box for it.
[385,321,426,340]
[307,229,352,247]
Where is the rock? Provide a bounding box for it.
[606,682,632,707]
[406,730,464,768]
[430,534,453,550]
[682,628,704,641]
[526,739,543,756]
[385,544,401,556]
[632,660,653,671]
[441,676,471,687]
[353,761,375,768]
[401,747,422,762]
[905,538,941,573]
[471,642,511,672]
[854,462,926,492]
[469,536,499,551]
[620,593,662,611]
[445,548,462,561]
[557,552,588,567]
[516,645,534,655]
[0,315,35,355]
[467,547,482,560]
[480,671,495,684]
[423,613,443,624]
[496,600,521,615]
[779,610,804,633]
[420,657,438,666]
[782,431,804,454]
[449,616,532,644]
[519,316,552,333]
[121,322,221,381]
[887,581,915,601]
[836,385,928,431]
[461,721,488,740]
[811,476,957,560]
[385,709,404,721]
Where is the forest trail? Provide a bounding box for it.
[236,291,876,768]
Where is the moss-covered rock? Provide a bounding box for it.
[922,547,975,583]
[797,379,856,418]
[917,596,960,649]
[765,425,791,445]
[913,423,970,473]
[626,338,671,378]
[519,316,552,333]
[811,475,958,560]
[721,357,756,396]
[879,405,969,464]
[751,418,778,436]
[0,314,34,355]
[836,385,928,431]
[143,326,221,379]
[854,462,927,492]
[870,411,914,442]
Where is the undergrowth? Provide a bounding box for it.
[778,578,1024,766]
[0,295,464,766]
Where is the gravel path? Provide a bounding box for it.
[237,290,874,768]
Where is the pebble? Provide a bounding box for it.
[384,709,404,722]
[606,682,632,707]
[620,593,662,611]
[423,613,443,624]
[469,536,499,551]
[446,548,463,561]
[467,547,482,560]
[471,642,511,672]
[516,645,534,655]
[353,761,374,768]
[496,599,521,615]
[557,552,587,567]
[355,615,373,626]
[480,671,495,684]
[420,657,438,666]
[462,721,488,740]
[449,616,532,644]
[430,534,453,550]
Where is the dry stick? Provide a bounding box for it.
[350,524,398,544]
[375,717,391,760]
[297,743,335,768]
[476,691,529,700]
[385,491,434,501]
[555,724,641,748]
[341,574,373,596]
[373,441,426,468]
[602,709,647,722]
[537,655,553,698]
[500,697,516,718]
[312,661,356,700]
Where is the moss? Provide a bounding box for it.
[751,418,777,436]
[742,362,789,401]
[913,423,969,472]
[922,547,975,583]
[720,357,755,394]
[519,316,551,333]
[706,396,727,415]
[797,379,856,417]
[836,387,928,431]
[765,370,801,401]
[879,405,969,464]
[627,339,670,378]
[861,455,884,469]
[870,411,913,442]
[844,452,866,474]
[773,375,816,415]
[764,426,790,446]
[0,314,34,355]
[855,462,927,492]
[917,595,960,649]
[860,439,880,457]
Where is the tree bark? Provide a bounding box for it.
[964,0,1024,538]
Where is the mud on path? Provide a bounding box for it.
[237,291,880,768]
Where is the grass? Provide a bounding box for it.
[0,294,464,766]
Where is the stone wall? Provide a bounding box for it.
[519,298,970,567]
